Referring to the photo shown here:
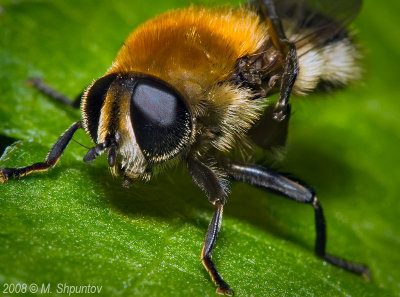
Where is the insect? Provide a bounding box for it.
[0,0,370,295]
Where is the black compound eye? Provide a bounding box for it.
[130,78,192,163]
[83,73,118,142]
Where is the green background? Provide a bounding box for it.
[0,0,399,296]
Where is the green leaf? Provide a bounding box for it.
[1,0,399,296]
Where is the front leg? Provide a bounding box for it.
[187,157,233,296]
[222,160,370,279]
[0,122,82,182]
[259,0,298,121]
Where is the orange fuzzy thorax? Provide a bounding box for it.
[106,6,268,105]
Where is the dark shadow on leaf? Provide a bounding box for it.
[87,163,210,226]
[84,135,371,258]
[0,134,373,262]
[0,135,17,157]
[283,140,355,196]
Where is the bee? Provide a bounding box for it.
[0,0,369,295]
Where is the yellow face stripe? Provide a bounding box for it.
[97,80,131,143]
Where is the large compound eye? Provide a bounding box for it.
[130,78,192,163]
[83,73,118,142]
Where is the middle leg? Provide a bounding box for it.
[221,160,370,279]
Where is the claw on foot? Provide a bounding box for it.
[362,267,371,282]
[0,168,8,183]
[216,284,233,296]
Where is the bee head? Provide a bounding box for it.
[81,73,193,179]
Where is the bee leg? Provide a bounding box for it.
[27,77,83,109]
[259,0,299,122]
[203,202,232,296]
[187,157,233,296]
[0,121,82,183]
[222,160,371,280]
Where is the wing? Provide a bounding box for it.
[252,0,362,53]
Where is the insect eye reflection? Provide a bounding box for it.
[130,77,193,163]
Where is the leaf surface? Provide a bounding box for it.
[0,0,399,296]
